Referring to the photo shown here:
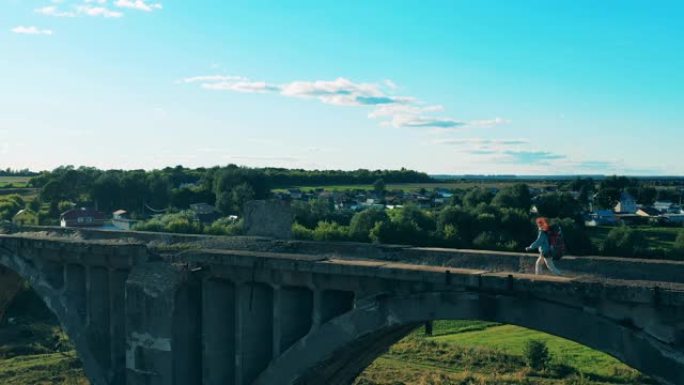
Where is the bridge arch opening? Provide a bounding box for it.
[0,266,88,384]
[0,248,119,385]
[255,292,682,385]
[356,320,653,385]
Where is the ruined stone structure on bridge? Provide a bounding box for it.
[1,228,684,385]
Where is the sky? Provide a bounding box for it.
[1,0,683,175]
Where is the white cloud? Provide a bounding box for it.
[433,138,529,146]
[205,80,280,93]
[114,0,162,12]
[467,117,511,128]
[182,74,505,129]
[75,5,123,18]
[35,5,76,17]
[11,26,54,35]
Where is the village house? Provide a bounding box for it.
[12,209,38,226]
[60,208,106,228]
[189,203,220,224]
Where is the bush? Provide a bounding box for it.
[523,340,551,371]
[133,211,202,234]
[348,208,388,242]
[601,226,646,257]
[205,218,244,236]
[292,222,314,240]
[312,221,350,242]
[672,231,684,259]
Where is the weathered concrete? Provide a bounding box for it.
[1,230,684,385]
[0,265,23,324]
[243,200,293,239]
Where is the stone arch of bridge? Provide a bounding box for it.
[0,247,108,385]
[255,291,682,385]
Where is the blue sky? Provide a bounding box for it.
[1,0,682,174]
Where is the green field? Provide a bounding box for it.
[588,225,682,250]
[357,320,651,385]
[0,176,32,189]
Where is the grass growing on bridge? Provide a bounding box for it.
[0,352,87,385]
[357,320,653,385]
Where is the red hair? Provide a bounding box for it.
[535,217,550,231]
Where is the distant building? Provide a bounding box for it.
[112,209,137,230]
[614,192,637,214]
[636,207,662,218]
[585,210,619,227]
[60,208,106,228]
[654,201,675,213]
[190,203,220,224]
[12,209,38,226]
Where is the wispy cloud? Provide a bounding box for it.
[432,137,565,165]
[502,150,566,163]
[11,26,54,35]
[433,138,529,146]
[467,117,511,128]
[35,5,76,17]
[33,0,161,20]
[182,75,503,129]
[75,5,123,18]
[114,0,162,12]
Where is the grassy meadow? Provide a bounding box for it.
[0,177,32,189]
[356,320,652,385]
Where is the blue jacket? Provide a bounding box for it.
[528,230,550,256]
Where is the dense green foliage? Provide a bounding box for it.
[601,227,646,257]
[523,340,551,371]
[294,187,598,256]
[0,195,24,221]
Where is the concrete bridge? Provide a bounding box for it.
[1,228,684,385]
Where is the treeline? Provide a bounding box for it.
[27,165,433,219]
[291,184,684,259]
[0,168,36,177]
[292,184,593,253]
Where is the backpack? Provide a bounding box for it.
[546,224,566,260]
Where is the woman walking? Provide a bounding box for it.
[526,217,562,276]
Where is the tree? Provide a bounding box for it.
[462,187,494,208]
[637,186,657,206]
[373,178,386,195]
[602,227,646,257]
[535,192,583,220]
[555,218,594,255]
[349,208,389,242]
[594,187,620,210]
[492,184,532,211]
[230,183,255,214]
[437,206,477,247]
[523,340,551,371]
[673,231,684,259]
